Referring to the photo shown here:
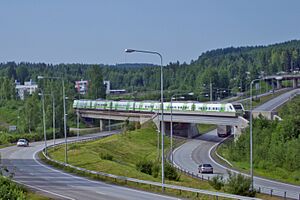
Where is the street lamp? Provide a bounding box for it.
[170,92,194,163]
[249,78,260,191]
[39,92,56,146]
[38,90,47,156]
[38,76,68,163]
[125,48,165,190]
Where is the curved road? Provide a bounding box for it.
[173,89,300,199]
[1,132,180,200]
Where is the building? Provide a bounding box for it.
[75,80,126,95]
[15,79,38,100]
[75,79,88,95]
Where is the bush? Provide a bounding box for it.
[164,162,180,181]
[152,162,160,178]
[209,175,224,190]
[224,171,256,197]
[0,177,26,200]
[100,153,113,161]
[136,159,153,175]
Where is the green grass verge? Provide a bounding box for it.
[26,191,53,200]
[48,122,213,189]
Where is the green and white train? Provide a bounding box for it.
[73,100,245,116]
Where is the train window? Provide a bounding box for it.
[229,106,233,110]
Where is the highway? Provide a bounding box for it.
[173,88,300,199]
[1,131,180,200]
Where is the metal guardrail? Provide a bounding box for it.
[42,135,261,200]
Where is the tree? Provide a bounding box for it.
[16,66,29,84]
[87,65,106,99]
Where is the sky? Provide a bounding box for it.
[1,0,300,65]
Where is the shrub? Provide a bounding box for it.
[0,176,26,200]
[136,159,153,175]
[152,162,160,178]
[209,175,224,190]
[100,153,113,161]
[164,162,180,181]
[224,171,256,197]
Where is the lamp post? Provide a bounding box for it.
[38,76,68,163]
[39,92,56,146]
[77,106,80,140]
[250,78,260,191]
[38,90,47,156]
[125,48,165,190]
[170,92,193,163]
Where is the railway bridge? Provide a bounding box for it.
[77,109,248,138]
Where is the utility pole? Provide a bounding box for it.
[210,78,212,102]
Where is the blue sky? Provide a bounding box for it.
[1,0,300,65]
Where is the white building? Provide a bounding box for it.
[15,79,38,100]
[75,80,126,95]
[75,79,88,95]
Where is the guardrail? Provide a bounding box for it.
[41,134,261,200]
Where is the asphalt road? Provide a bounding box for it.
[173,89,300,199]
[254,88,300,111]
[1,131,180,200]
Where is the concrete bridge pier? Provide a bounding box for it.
[233,126,242,141]
[164,122,199,138]
[99,119,104,131]
[276,79,282,89]
[293,78,298,88]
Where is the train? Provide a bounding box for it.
[73,99,245,116]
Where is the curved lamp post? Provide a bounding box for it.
[38,90,47,156]
[125,48,165,190]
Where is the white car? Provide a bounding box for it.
[17,139,29,147]
[198,164,213,174]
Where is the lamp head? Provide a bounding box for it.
[125,49,135,53]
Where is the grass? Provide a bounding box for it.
[0,100,23,127]
[48,122,213,190]
[26,191,53,200]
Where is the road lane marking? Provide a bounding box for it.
[12,179,76,200]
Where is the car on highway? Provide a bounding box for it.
[198,164,213,173]
[17,139,29,147]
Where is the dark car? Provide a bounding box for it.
[17,139,29,147]
[198,164,213,173]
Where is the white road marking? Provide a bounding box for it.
[13,179,76,200]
